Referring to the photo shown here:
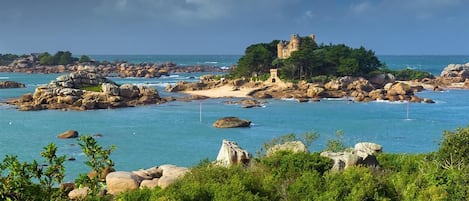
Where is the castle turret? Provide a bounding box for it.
[277,41,285,59]
[310,34,316,42]
[290,34,300,51]
[277,33,315,59]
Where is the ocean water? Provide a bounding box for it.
[1,55,469,181]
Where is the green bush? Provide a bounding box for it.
[437,125,469,169]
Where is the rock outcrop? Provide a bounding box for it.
[215,140,252,167]
[168,76,433,103]
[6,68,164,111]
[0,81,25,89]
[106,171,142,195]
[223,99,265,108]
[320,142,382,171]
[434,63,469,88]
[213,117,251,128]
[57,130,79,139]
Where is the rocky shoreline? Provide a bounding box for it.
[167,63,469,103]
[167,74,435,103]
[0,54,229,78]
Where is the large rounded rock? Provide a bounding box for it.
[106,171,142,195]
[102,83,120,96]
[57,130,79,139]
[157,164,190,189]
[213,117,251,128]
[119,84,140,98]
[387,82,411,96]
[68,187,90,200]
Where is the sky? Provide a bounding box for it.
[0,0,468,55]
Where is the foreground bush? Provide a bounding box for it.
[2,126,469,200]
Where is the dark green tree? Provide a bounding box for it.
[38,52,54,65]
[230,40,278,78]
[79,55,92,63]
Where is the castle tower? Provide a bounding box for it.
[290,34,300,51]
[310,34,316,42]
[277,41,285,59]
[277,33,315,59]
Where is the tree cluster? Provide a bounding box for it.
[0,54,21,66]
[38,51,79,65]
[230,37,384,81]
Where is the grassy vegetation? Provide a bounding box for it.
[1,126,469,200]
[81,84,102,92]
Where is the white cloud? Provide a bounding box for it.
[350,2,372,14]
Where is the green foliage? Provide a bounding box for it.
[325,130,347,152]
[230,36,384,81]
[437,125,469,169]
[38,51,78,65]
[258,131,318,157]
[230,40,279,78]
[0,155,39,200]
[81,84,102,92]
[0,53,20,65]
[76,135,115,196]
[79,55,92,63]
[38,143,67,200]
[39,52,55,65]
[381,68,434,80]
[0,143,67,201]
[321,166,389,200]
[152,165,269,201]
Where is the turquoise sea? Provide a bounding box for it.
[1,55,469,181]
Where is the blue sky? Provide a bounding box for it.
[1,0,468,55]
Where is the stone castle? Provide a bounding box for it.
[277,34,316,59]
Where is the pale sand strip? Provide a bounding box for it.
[179,85,259,98]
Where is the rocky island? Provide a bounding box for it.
[0,80,25,89]
[6,67,165,111]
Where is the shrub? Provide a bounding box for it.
[75,135,115,196]
[437,125,469,169]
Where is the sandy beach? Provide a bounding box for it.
[180,85,259,98]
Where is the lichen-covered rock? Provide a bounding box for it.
[215,140,252,167]
[213,117,251,128]
[321,142,382,171]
